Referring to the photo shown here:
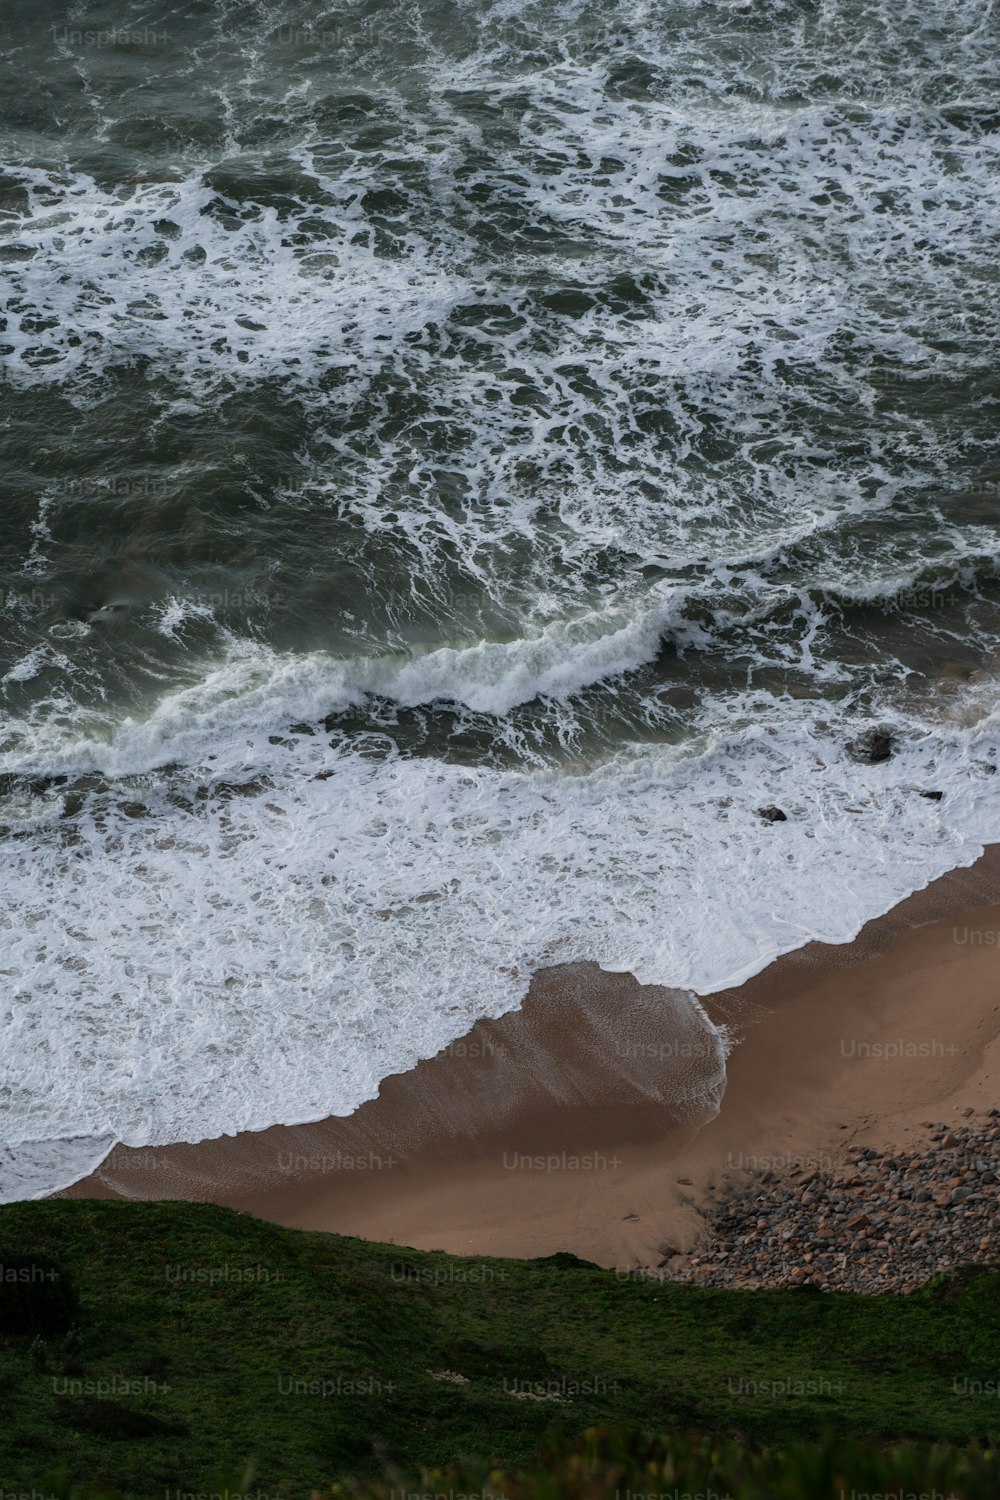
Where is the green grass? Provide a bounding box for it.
[0,1201,997,1498]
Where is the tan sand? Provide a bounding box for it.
[60,848,1000,1268]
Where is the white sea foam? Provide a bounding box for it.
[0,167,463,387]
[2,636,999,1200]
[0,582,689,776]
[0,1137,119,1203]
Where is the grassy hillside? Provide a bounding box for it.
[0,1201,997,1497]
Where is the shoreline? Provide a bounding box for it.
[59,845,1000,1266]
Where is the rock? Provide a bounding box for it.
[27,775,69,795]
[847,728,894,764]
[666,1115,1000,1296]
[919,790,944,801]
[87,601,131,632]
[757,805,787,822]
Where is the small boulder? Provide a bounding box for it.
[87,602,131,632]
[757,805,787,823]
[847,728,894,764]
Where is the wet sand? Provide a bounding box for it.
[60,847,1000,1267]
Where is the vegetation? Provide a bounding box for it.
[0,1201,996,1498]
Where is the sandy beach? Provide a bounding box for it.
[61,848,1000,1267]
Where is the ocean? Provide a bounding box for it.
[2,0,999,1200]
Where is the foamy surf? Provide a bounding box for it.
[2,660,999,1200]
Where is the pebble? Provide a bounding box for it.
[660,1113,999,1295]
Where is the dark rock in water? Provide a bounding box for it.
[939,106,1000,133]
[758,805,787,823]
[0,774,70,799]
[29,775,68,795]
[920,790,944,801]
[195,778,273,802]
[847,729,894,764]
[87,602,131,632]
